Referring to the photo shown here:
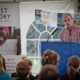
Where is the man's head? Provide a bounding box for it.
[63,13,74,29]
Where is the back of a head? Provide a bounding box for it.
[67,56,80,80]
[68,56,80,70]
[0,56,5,73]
[42,49,60,66]
[21,56,32,66]
[16,60,30,78]
[39,64,59,80]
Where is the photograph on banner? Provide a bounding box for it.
[57,13,64,28]
[41,11,50,26]
[35,9,42,24]
[0,26,21,55]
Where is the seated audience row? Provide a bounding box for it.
[0,49,80,80]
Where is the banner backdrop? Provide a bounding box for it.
[0,3,20,26]
[0,3,21,75]
[0,3,21,55]
[20,1,75,74]
[20,1,74,55]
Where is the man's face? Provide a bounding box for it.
[63,15,74,28]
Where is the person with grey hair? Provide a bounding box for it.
[60,13,80,43]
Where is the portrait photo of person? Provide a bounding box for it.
[0,26,21,55]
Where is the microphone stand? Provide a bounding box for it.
[47,27,58,42]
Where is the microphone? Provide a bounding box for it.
[47,27,58,42]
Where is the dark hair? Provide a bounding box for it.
[42,49,60,66]
[68,67,76,80]
[67,56,80,80]
[39,64,59,80]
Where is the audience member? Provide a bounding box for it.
[11,56,27,78]
[11,56,35,80]
[0,55,6,71]
[27,59,36,80]
[61,56,80,80]
[21,56,36,80]
[39,64,60,80]
[36,49,60,79]
[16,60,30,80]
[0,55,11,80]
[42,49,60,66]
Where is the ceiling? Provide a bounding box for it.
[0,0,77,2]
[0,0,79,12]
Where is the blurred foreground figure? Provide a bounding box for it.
[61,56,80,80]
[39,64,60,80]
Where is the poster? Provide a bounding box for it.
[0,3,21,55]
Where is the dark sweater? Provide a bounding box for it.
[60,72,80,80]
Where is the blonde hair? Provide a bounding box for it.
[21,56,32,66]
[0,57,5,73]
